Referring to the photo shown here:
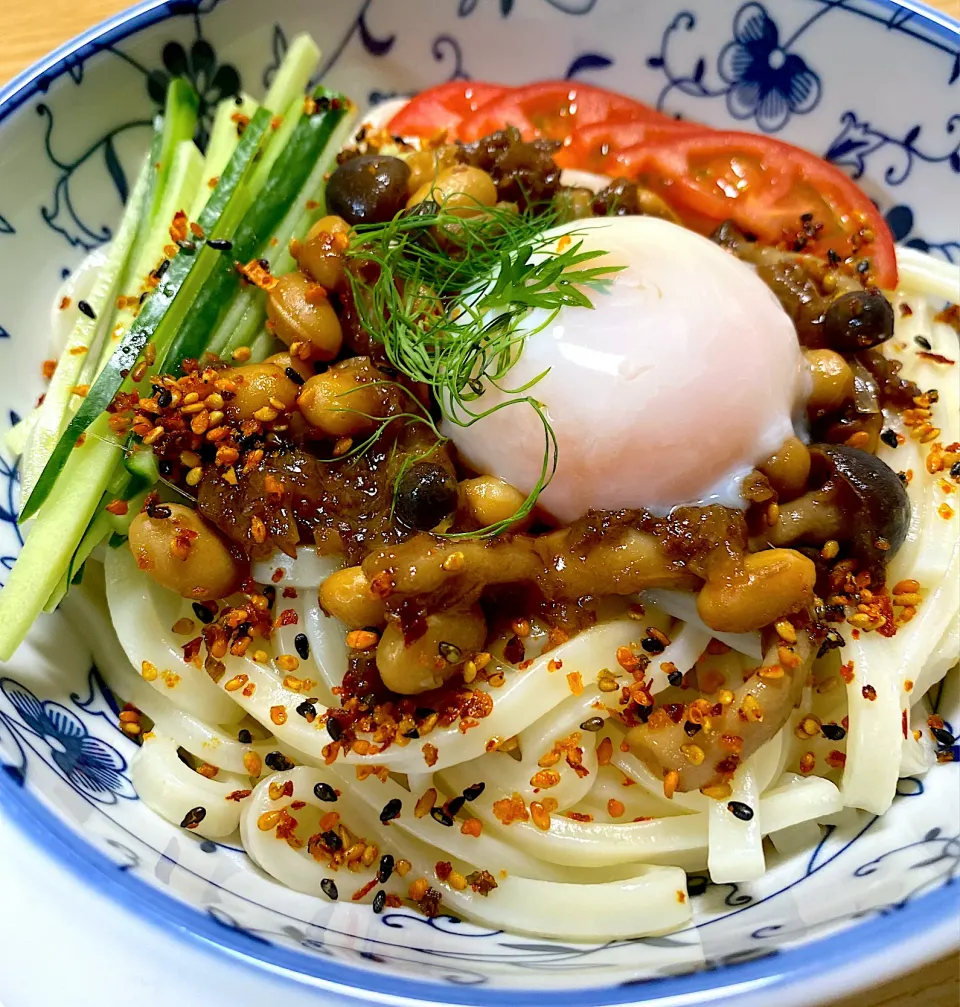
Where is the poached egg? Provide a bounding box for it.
[444,215,805,522]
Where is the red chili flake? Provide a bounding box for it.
[271,568,285,583]
[716,755,741,776]
[182,637,203,663]
[862,684,877,701]
[58,297,71,311]
[105,499,129,516]
[435,861,453,881]
[225,789,252,802]
[902,709,909,739]
[503,635,525,664]
[663,703,685,724]
[291,800,306,811]
[278,609,299,627]
[465,869,498,896]
[236,258,278,290]
[42,359,57,379]
[840,661,855,684]
[917,351,956,366]
[826,750,847,769]
[928,714,946,731]
[566,811,593,822]
[169,210,188,244]
[422,743,439,767]
[351,877,378,902]
[282,587,298,598]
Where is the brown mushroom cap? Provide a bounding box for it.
[764,444,910,575]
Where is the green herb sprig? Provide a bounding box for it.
[345,197,621,537]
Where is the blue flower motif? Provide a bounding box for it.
[718,3,821,132]
[0,678,136,802]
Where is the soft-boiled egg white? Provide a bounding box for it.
[444,215,805,522]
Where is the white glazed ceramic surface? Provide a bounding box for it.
[0,2,957,1006]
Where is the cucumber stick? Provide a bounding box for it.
[20,107,274,522]
[263,33,320,114]
[99,139,204,379]
[0,414,121,657]
[189,93,260,221]
[151,79,200,220]
[18,144,156,503]
[215,101,358,358]
[164,87,352,368]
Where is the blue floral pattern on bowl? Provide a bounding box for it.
[0,1,957,1004]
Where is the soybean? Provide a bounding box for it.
[266,272,343,360]
[128,504,244,600]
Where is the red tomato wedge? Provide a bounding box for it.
[557,117,706,172]
[613,132,898,289]
[457,80,664,145]
[387,82,509,138]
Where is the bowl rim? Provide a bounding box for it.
[0,1,958,1005]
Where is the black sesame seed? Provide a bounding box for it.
[321,830,342,851]
[684,720,702,737]
[380,798,402,823]
[402,728,420,739]
[914,335,932,350]
[880,428,899,449]
[372,889,386,914]
[316,96,331,112]
[378,854,394,883]
[635,703,653,724]
[285,366,306,387]
[176,239,197,253]
[438,641,462,663]
[180,806,206,830]
[932,727,957,748]
[157,388,173,409]
[296,700,317,722]
[326,717,343,742]
[158,460,173,477]
[817,628,846,658]
[667,670,684,687]
[206,238,233,251]
[294,632,310,660]
[321,878,339,901]
[641,636,666,655]
[153,258,170,280]
[415,707,436,720]
[951,461,960,480]
[857,259,870,274]
[146,502,171,519]
[821,723,847,741]
[579,716,605,732]
[77,299,96,320]
[258,258,270,271]
[138,290,149,305]
[446,795,466,816]
[897,471,908,484]
[192,602,215,625]
[430,807,454,827]
[313,782,337,802]
[238,729,253,744]
[462,782,485,802]
[264,751,294,771]
[727,801,755,821]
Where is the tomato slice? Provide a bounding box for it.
[557,117,705,172]
[613,132,898,288]
[457,80,665,145]
[387,82,509,138]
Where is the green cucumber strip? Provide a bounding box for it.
[17,145,156,505]
[263,33,320,114]
[151,79,200,220]
[214,101,358,358]
[165,88,352,368]
[20,107,274,522]
[123,445,160,486]
[44,505,112,613]
[189,93,260,221]
[6,404,39,457]
[89,138,204,384]
[248,94,304,196]
[0,415,122,657]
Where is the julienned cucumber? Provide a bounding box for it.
[163,87,352,369]
[215,105,358,359]
[17,142,156,505]
[189,93,260,221]
[20,107,274,522]
[150,79,200,220]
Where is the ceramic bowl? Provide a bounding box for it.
[0,2,957,1005]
